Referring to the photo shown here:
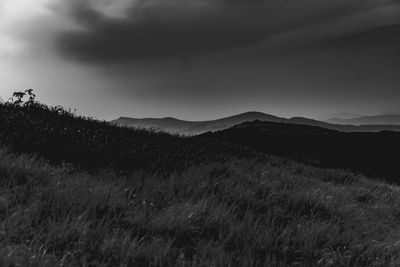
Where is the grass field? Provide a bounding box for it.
[2,147,400,266]
[1,98,400,266]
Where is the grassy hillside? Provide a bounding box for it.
[2,147,400,266]
[205,120,400,184]
[2,96,400,265]
[0,100,255,174]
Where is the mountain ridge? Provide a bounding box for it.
[112,112,400,135]
[328,114,400,125]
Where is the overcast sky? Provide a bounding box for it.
[0,0,399,120]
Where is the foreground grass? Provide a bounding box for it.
[1,148,400,266]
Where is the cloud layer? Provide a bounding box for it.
[1,0,399,121]
[55,0,398,63]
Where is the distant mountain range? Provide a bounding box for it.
[111,111,400,135]
[327,114,400,125]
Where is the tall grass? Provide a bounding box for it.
[1,147,400,266]
[1,95,400,266]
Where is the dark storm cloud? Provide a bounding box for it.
[55,0,397,63]
[56,0,268,63]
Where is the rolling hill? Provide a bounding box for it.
[112,112,285,135]
[328,113,400,125]
[203,120,400,183]
[112,112,400,135]
[2,99,400,265]
[0,102,259,174]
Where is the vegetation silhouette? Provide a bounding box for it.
[0,90,256,175]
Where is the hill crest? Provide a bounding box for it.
[112,112,400,135]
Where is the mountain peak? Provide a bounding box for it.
[236,111,276,117]
[240,111,268,116]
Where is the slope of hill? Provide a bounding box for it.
[3,100,400,265]
[289,117,400,132]
[204,121,400,183]
[2,98,399,182]
[328,114,400,125]
[112,112,400,135]
[2,132,400,266]
[228,119,337,135]
[0,102,258,174]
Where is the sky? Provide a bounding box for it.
[0,0,399,121]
